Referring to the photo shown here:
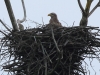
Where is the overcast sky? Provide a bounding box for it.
[0,0,100,75]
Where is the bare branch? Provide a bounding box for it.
[42,17,44,25]
[0,30,8,37]
[4,0,18,31]
[51,28,60,53]
[18,0,27,23]
[17,0,27,31]
[77,0,86,15]
[85,0,93,15]
[79,0,93,26]
[40,41,47,75]
[19,0,26,23]
[88,1,100,17]
[0,19,11,32]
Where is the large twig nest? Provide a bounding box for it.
[1,25,100,75]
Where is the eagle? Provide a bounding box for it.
[48,13,62,27]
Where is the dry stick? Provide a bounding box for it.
[0,30,8,37]
[72,21,75,27]
[4,0,18,31]
[0,35,9,60]
[51,28,60,53]
[0,19,11,32]
[62,20,68,26]
[48,28,61,75]
[40,41,47,75]
[42,17,44,25]
[38,35,52,63]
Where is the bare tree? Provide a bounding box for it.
[77,0,100,26]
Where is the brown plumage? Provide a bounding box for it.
[48,13,62,27]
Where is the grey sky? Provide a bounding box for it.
[0,0,100,75]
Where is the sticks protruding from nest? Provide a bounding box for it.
[1,26,100,75]
[0,19,11,32]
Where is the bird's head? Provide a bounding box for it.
[48,13,57,18]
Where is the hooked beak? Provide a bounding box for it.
[48,13,51,16]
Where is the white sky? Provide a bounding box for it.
[0,0,100,75]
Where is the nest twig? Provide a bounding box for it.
[1,25,100,75]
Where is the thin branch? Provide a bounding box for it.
[79,0,93,26]
[51,28,60,53]
[72,21,75,27]
[18,0,27,23]
[47,27,62,75]
[77,0,86,15]
[0,30,8,37]
[62,20,68,26]
[42,17,44,25]
[0,19,11,32]
[17,0,27,31]
[4,0,18,31]
[88,1,100,17]
[40,41,47,75]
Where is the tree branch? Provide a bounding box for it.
[40,41,47,75]
[18,0,26,23]
[77,0,86,15]
[17,0,27,31]
[4,0,18,31]
[0,19,11,32]
[85,0,93,15]
[79,0,93,26]
[0,30,8,37]
[51,28,60,53]
[88,0,100,17]
[48,28,61,75]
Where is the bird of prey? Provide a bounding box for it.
[17,19,24,31]
[48,13,62,27]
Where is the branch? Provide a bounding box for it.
[0,19,11,32]
[4,0,18,31]
[88,0,100,17]
[0,30,8,37]
[17,0,27,31]
[85,0,93,15]
[79,0,93,26]
[77,0,86,15]
[40,41,47,75]
[18,0,26,23]
[51,28,60,53]
[48,28,61,75]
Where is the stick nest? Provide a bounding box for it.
[1,25,100,75]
